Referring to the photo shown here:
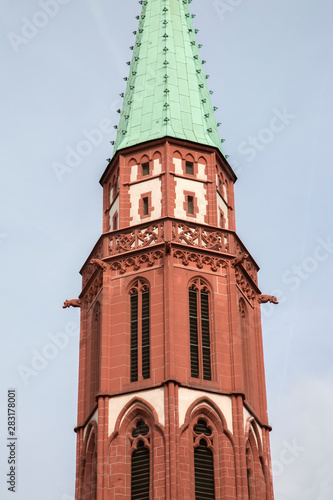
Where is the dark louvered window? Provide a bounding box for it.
[194,439,215,499]
[189,289,199,378]
[201,292,211,380]
[189,280,212,381]
[141,291,150,379]
[130,281,150,383]
[131,420,150,500]
[131,441,150,500]
[131,294,139,383]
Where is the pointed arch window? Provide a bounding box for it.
[130,280,150,383]
[193,419,215,499]
[189,279,212,380]
[131,420,150,500]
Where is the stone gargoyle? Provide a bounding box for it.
[231,253,249,267]
[258,295,279,305]
[63,299,82,309]
[89,258,108,271]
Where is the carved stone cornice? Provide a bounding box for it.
[80,219,260,286]
[109,249,165,275]
[173,249,227,273]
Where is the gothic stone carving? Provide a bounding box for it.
[84,272,103,307]
[173,249,226,273]
[235,267,256,303]
[110,250,164,275]
[172,222,230,253]
[231,253,249,267]
[109,223,164,256]
[234,241,257,284]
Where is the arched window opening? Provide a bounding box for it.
[189,279,212,381]
[131,420,151,500]
[193,418,215,499]
[193,427,215,500]
[130,280,150,382]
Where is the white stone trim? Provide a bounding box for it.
[197,162,207,181]
[109,196,119,230]
[217,191,229,229]
[178,388,233,434]
[83,409,98,441]
[129,177,162,225]
[108,388,165,436]
[130,164,138,183]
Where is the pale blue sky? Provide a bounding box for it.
[1,1,332,499]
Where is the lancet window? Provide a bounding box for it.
[131,420,151,499]
[189,279,212,380]
[193,419,215,499]
[130,280,150,383]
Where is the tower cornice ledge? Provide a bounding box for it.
[73,381,272,433]
[100,136,237,187]
[80,218,260,273]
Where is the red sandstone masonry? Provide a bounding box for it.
[74,137,274,499]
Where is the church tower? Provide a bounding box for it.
[68,1,276,498]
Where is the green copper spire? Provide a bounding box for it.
[112,0,224,156]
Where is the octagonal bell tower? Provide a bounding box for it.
[67,1,276,499]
